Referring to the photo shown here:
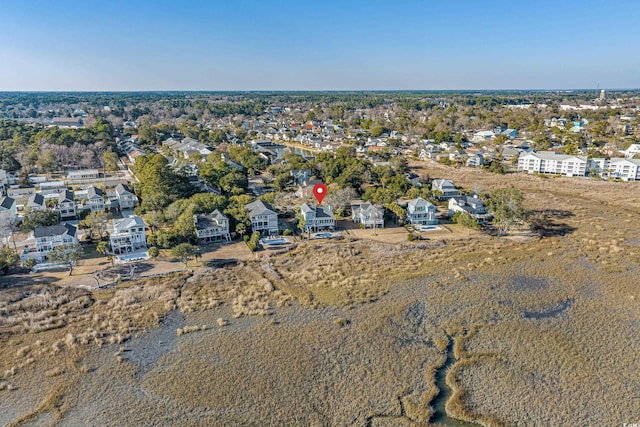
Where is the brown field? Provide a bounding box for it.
[1,164,640,426]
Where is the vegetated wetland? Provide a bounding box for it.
[1,166,640,426]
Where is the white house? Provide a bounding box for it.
[110,215,147,255]
[448,195,490,220]
[32,224,78,260]
[194,210,231,242]
[246,200,279,235]
[0,196,17,225]
[115,183,138,210]
[351,201,384,229]
[58,190,76,219]
[432,179,460,200]
[517,151,587,177]
[472,130,495,143]
[624,144,640,159]
[300,203,335,232]
[27,193,47,211]
[86,185,105,212]
[406,197,438,225]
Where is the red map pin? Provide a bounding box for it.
[313,183,327,205]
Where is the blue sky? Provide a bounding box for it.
[0,0,638,90]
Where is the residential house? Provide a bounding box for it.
[299,203,335,232]
[517,152,587,177]
[406,197,438,225]
[115,183,138,210]
[295,178,322,199]
[50,117,83,128]
[246,200,279,235]
[290,169,311,185]
[86,185,105,212]
[351,201,384,229]
[32,224,78,261]
[448,195,490,220]
[194,210,231,242]
[624,144,640,159]
[58,190,76,219]
[109,216,147,255]
[0,196,17,225]
[472,130,495,143]
[27,193,47,210]
[432,179,460,200]
[7,187,35,203]
[466,152,485,167]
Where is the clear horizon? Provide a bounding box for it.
[1,0,639,91]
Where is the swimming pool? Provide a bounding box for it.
[261,238,288,246]
[416,225,441,232]
[314,232,334,239]
[117,252,149,262]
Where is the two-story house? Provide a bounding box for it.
[406,197,438,225]
[448,195,490,221]
[33,224,78,261]
[431,179,460,200]
[109,215,147,255]
[245,200,279,235]
[351,201,384,229]
[194,210,231,242]
[300,203,335,232]
[58,190,76,220]
[86,185,105,212]
[115,183,138,210]
[0,196,17,226]
[27,193,47,210]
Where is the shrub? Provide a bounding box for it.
[407,233,415,242]
[283,229,292,236]
[148,246,160,258]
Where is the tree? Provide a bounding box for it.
[0,244,19,275]
[103,150,119,174]
[78,211,110,240]
[48,243,84,275]
[143,211,164,234]
[148,246,160,258]
[96,241,109,256]
[171,243,201,268]
[24,257,37,270]
[22,209,60,232]
[456,212,481,236]
[487,187,528,236]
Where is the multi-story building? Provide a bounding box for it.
[351,201,384,229]
[517,151,587,177]
[109,215,147,255]
[194,210,231,242]
[448,195,491,221]
[431,179,460,200]
[58,190,76,219]
[0,196,17,225]
[300,203,335,232]
[245,200,278,235]
[590,158,640,181]
[86,185,105,212]
[33,224,78,260]
[115,183,138,210]
[406,197,438,225]
[27,193,47,210]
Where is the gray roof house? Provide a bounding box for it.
[32,224,78,261]
[194,210,231,242]
[245,200,278,235]
[406,197,438,225]
[0,196,17,225]
[431,179,459,200]
[110,215,147,255]
[351,201,384,229]
[115,183,138,210]
[86,185,105,212]
[27,193,47,210]
[58,190,76,219]
[300,203,335,232]
[448,195,490,220]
